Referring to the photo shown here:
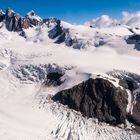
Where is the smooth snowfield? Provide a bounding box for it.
[0,24,140,140]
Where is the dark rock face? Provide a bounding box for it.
[1,8,42,37]
[119,80,129,90]
[127,34,140,42]
[52,78,128,125]
[55,31,66,44]
[119,79,137,91]
[109,71,140,127]
[128,90,140,126]
[130,101,140,125]
[43,72,64,86]
[26,11,42,27]
[0,8,42,32]
[49,25,62,39]
[4,8,29,36]
[44,18,91,49]
[0,8,85,48]
[0,10,5,22]
[44,18,75,46]
[5,8,18,31]
[65,32,73,46]
[44,18,63,39]
[126,34,140,50]
[20,17,30,29]
[109,71,140,91]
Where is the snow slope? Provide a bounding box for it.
[0,20,140,140]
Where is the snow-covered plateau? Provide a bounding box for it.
[0,8,140,140]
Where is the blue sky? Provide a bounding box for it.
[0,0,140,24]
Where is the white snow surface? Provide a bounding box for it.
[0,22,140,140]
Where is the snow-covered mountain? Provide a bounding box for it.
[0,8,140,140]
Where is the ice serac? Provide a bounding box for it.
[52,78,128,125]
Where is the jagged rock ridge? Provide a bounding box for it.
[0,8,92,48]
[0,8,42,37]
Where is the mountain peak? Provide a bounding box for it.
[0,9,5,15]
[27,10,35,16]
[27,10,42,22]
[6,7,15,14]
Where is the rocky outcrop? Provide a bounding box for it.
[119,78,138,91]
[127,34,140,42]
[108,70,140,127]
[5,8,19,31]
[44,17,84,47]
[44,17,72,44]
[0,8,42,37]
[44,18,63,39]
[20,17,30,29]
[0,8,87,48]
[5,8,42,31]
[109,70,140,91]
[65,31,73,46]
[126,34,140,50]
[4,8,30,36]
[52,78,128,125]
[26,10,42,27]
[43,72,64,86]
[0,9,5,22]
[128,89,140,126]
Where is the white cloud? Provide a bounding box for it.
[85,11,140,28]
[85,15,118,28]
[121,11,140,28]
